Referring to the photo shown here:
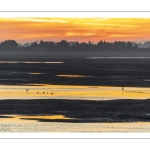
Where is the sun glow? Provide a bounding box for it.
[0,17,150,43]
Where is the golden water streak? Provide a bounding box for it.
[0,85,150,100]
[0,115,71,123]
[56,74,92,78]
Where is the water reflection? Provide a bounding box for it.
[28,72,46,75]
[0,61,19,63]
[0,61,64,64]
[144,80,150,82]
[56,74,93,78]
[23,61,64,64]
[0,115,70,123]
[87,57,150,59]
[0,85,149,100]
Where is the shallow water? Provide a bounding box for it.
[56,74,93,78]
[87,57,150,59]
[0,84,150,100]
[0,61,64,64]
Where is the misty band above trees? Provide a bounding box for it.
[0,39,139,51]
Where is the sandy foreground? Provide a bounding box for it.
[1,118,150,132]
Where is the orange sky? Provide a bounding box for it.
[0,17,150,43]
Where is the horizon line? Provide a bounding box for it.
[0,39,149,44]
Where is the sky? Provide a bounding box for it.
[1,17,150,44]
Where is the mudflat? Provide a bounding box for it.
[0,51,150,87]
[1,99,150,123]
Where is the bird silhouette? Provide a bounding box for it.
[26,89,30,92]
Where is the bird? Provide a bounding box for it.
[122,87,124,90]
[51,92,53,95]
[26,89,30,92]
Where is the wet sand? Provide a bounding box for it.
[1,99,150,123]
[0,85,150,100]
[1,118,150,132]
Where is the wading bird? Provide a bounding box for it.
[26,89,30,92]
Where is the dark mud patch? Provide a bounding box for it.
[0,115,14,118]
[1,99,150,123]
[1,57,150,87]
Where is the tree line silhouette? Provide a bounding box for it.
[0,39,139,51]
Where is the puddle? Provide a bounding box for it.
[87,57,150,59]
[0,115,72,124]
[0,61,64,64]
[23,61,64,64]
[56,75,93,78]
[28,72,46,75]
[144,80,150,81]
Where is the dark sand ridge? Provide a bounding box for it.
[1,99,150,123]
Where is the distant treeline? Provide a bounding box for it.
[0,40,139,51]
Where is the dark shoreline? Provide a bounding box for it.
[1,99,150,123]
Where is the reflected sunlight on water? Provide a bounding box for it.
[28,72,46,75]
[87,57,150,59]
[0,115,71,123]
[0,61,64,64]
[0,84,150,100]
[56,74,93,78]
